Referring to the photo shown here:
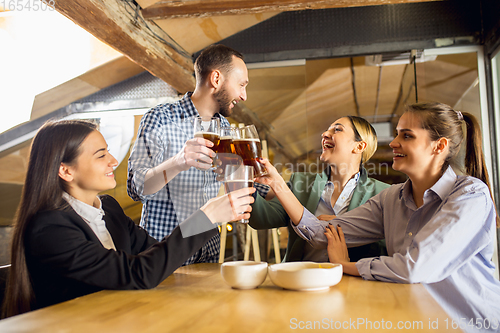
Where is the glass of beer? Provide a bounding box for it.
[193,116,220,170]
[233,124,268,177]
[224,164,254,223]
[216,127,242,172]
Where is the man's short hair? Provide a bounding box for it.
[194,44,244,83]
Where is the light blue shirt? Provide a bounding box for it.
[316,172,360,217]
[294,167,500,332]
[302,172,359,262]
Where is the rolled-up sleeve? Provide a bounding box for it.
[179,209,217,237]
[356,258,376,280]
[254,182,270,198]
[291,208,330,248]
[292,191,386,249]
[127,111,168,201]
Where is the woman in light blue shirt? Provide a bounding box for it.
[257,103,500,332]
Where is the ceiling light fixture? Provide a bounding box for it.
[246,59,306,69]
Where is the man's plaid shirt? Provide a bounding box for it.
[127,92,268,264]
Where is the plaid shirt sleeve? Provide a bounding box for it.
[254,182,270,198]
[127,107,169,202]
[126,95,225,264]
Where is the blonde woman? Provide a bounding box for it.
[250,116,389,262]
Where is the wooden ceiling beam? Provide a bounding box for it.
[142,0,441,20]
[54,0,195,93]
[136,0,162,10]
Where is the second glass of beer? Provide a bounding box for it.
[224,165,254,223]
[233,124,268,177]
[216,127,242,171]
[193,116,220,170]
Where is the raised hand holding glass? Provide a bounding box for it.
[193,116,220,171]
[224,165,254,223]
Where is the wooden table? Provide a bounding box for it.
[0,263,460,332]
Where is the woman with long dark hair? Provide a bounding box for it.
[259,103,500,331]
[2,120,254,318]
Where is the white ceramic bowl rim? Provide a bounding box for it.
[267,261,343,291]
[222,261,268,267]
[268,262,340,271]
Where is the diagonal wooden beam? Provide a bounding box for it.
[142,0,441,20]
[54,0,195,93]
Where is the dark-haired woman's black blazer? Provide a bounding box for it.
[25,195,217,310]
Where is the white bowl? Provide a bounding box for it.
[221,261,268,289]
[268,262,342,291]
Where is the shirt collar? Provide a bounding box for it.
[180,92,198,118]
[324,167,361,182]
[180,91,225,121]
[353,172,360,182]
[428,166,457,200]
[62,192,104,222]
[399,179,411,200]
[399,166,457,201]
[325,171,360,189]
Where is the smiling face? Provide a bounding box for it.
[63,130,118,204]
[389,112,440,178]
[320,117,363,168]
[215,56,248,117]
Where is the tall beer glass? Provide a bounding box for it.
[233,124,268,177]
[216,127,241,172]
[224,165,254,223]
[193,116,220,170]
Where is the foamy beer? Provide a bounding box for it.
[193,116,220,170]
[217,127,236,155]
[233,125,268,177]
[224,179,254,193]
[215,127,242,171]
[193,131,220,148]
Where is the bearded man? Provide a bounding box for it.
[127,44,263,264]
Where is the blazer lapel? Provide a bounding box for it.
[65,208,102,243]
[64,203,124,251]
[304,170,328,213]
[348,167,369,211]
[103,213,126,251]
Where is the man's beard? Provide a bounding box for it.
[214,85,233,117]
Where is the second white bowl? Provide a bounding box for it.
[268,262,342,291]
